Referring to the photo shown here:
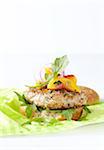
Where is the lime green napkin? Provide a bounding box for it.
[0,89,104,136]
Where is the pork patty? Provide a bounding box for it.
[25,86,99,109]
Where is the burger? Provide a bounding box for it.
[15,55,99,122]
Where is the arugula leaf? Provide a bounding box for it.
[83,106,91,113]
[46,118,62,126]
[51,55,69,76]
[32,117,45,123]
[32,117,62,126]
[26,105,33,118]
[21,120,32,126]
[14,91,34,119]
[14,92,30,105]
[79,106,91,121]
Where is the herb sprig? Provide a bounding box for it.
[28,55,69,88]
[52,55,69,77]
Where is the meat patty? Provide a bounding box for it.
[25,86,99,109]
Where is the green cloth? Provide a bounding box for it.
[0,88,104,136]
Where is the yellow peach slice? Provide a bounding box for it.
[47,76,80,92]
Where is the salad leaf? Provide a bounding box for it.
[0,103,28,125]
[6,98,20,112]
[1,89,104,136]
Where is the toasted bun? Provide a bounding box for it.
[72,107,83,121]
[72,86,100,121]
[79,86,100,105]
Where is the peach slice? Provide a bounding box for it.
[47,75,80,92]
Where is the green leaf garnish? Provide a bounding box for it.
[14,92,30,105]
[54,80,62,85]
[32,117,45,123]
[61,109,74,120]
[79,106,91,121]
[28,55,69,88]
[46,118,62,126]
[26,105,33,118]
[27,80,49,88]
[21,120,32,126]
[51,55,69,76]
[44,73,48,80]
[83,105,91,113]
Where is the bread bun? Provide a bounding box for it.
[79,86,100,105]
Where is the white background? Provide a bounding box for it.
[0,0,104,150]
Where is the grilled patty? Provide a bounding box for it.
[25,86,99,109]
